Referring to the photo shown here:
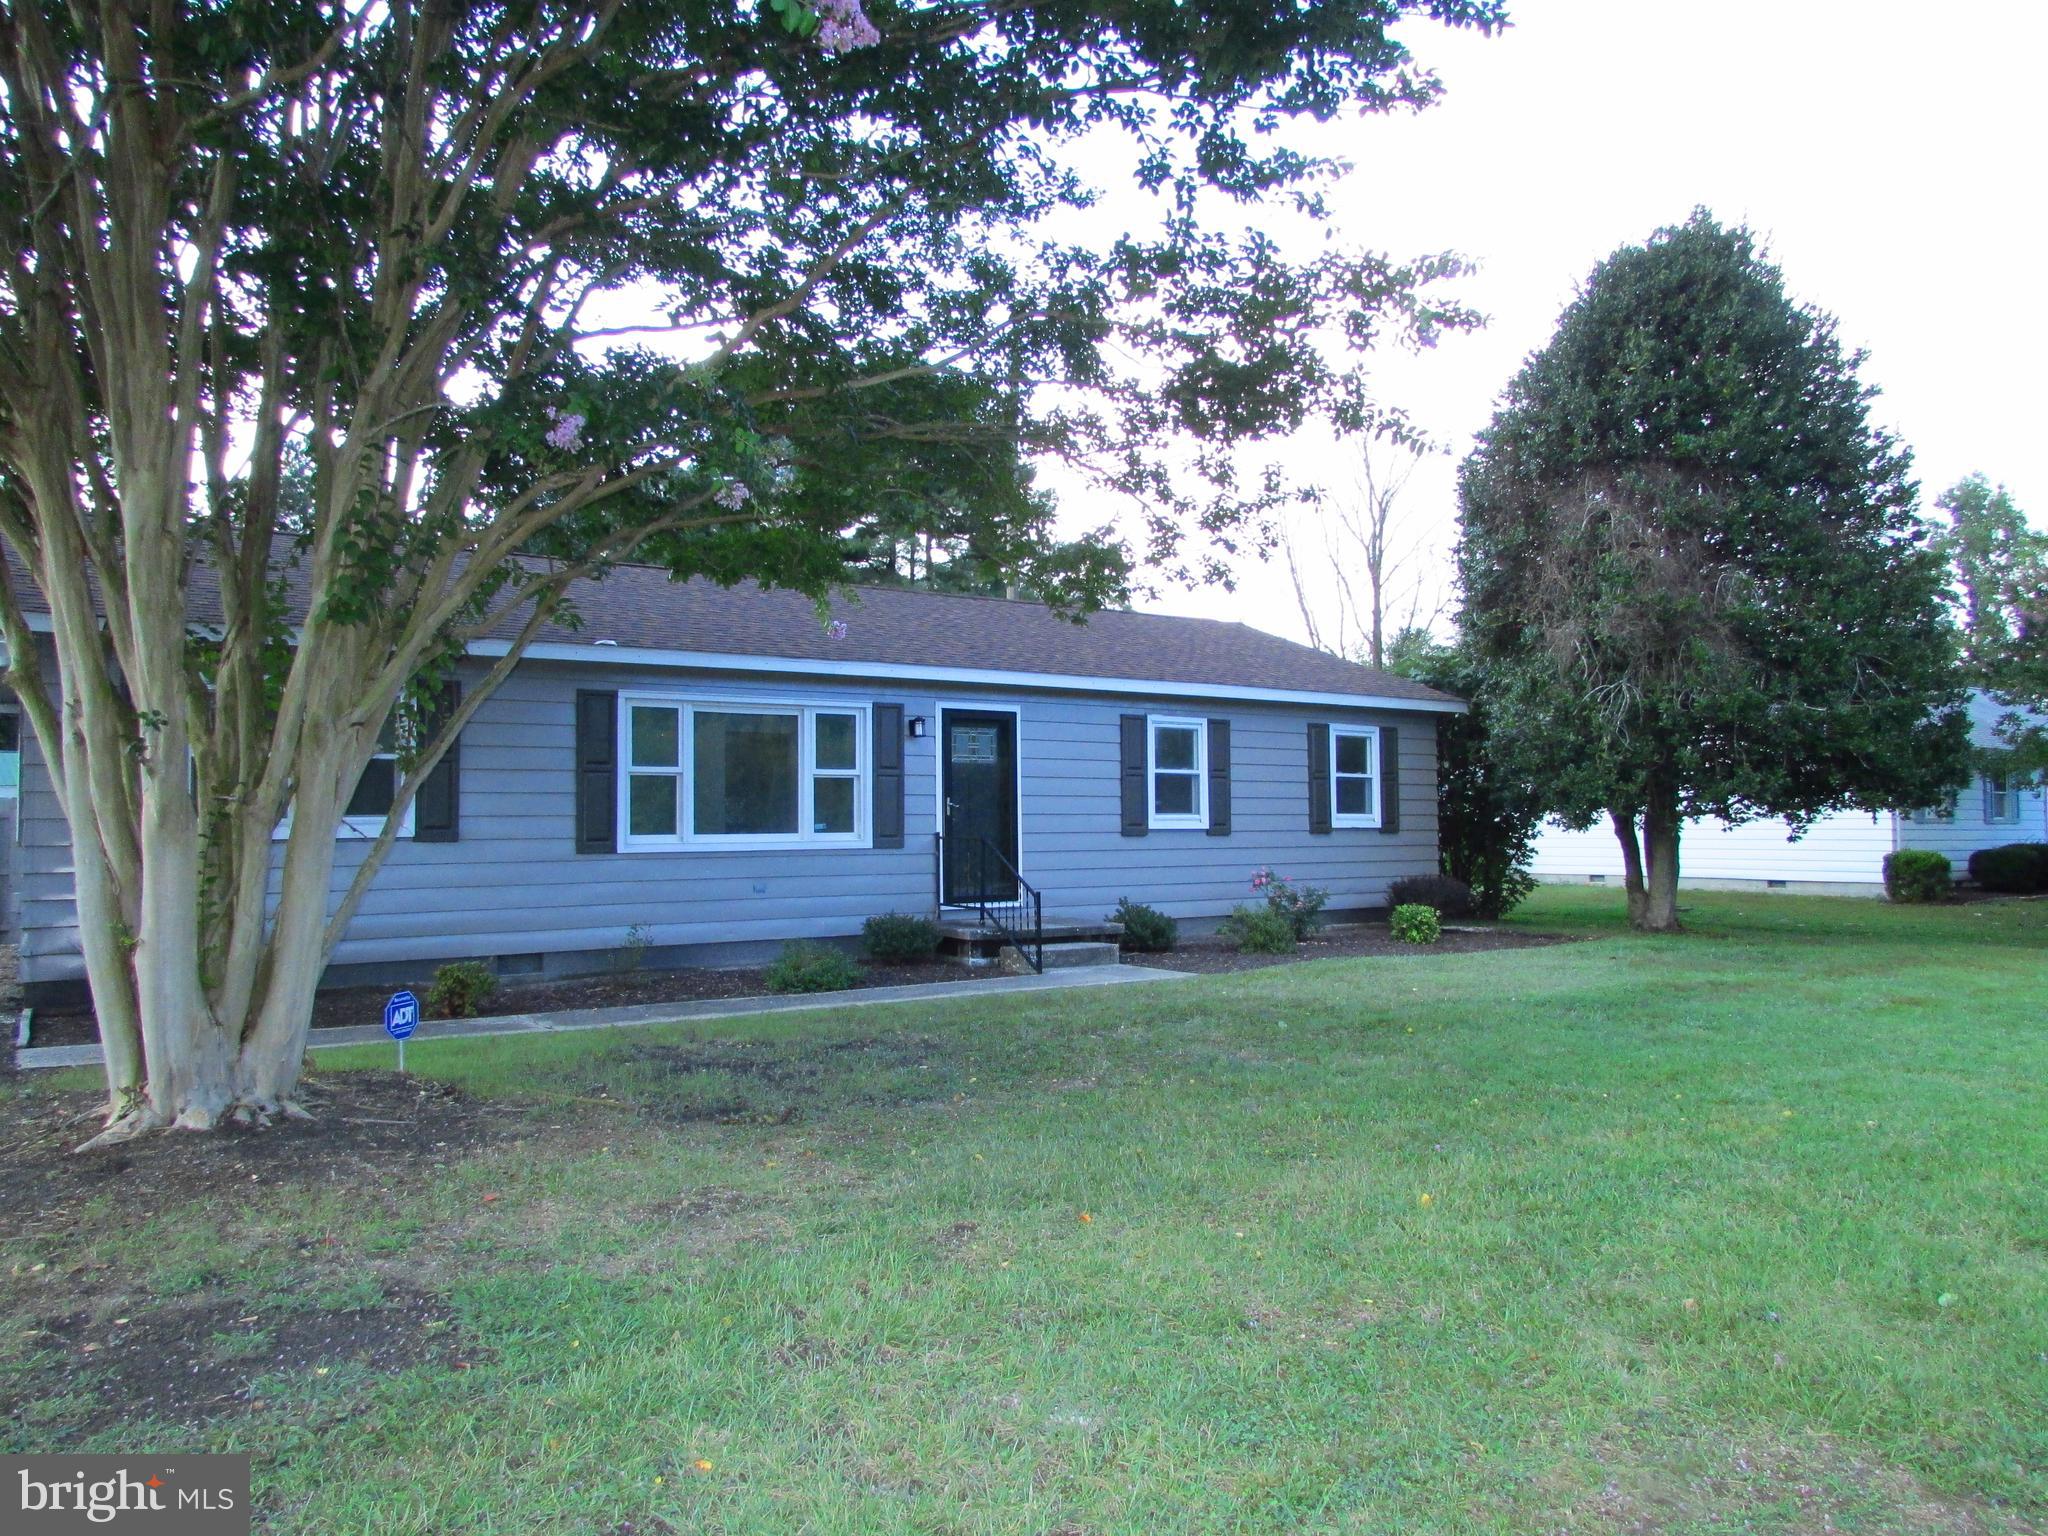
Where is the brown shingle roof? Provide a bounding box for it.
[6,545,1461,709]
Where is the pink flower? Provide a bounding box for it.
[543,408,585,451]
[713,481,752,510]
[814,0,880,53]
[826,619,849,641]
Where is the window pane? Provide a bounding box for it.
[1154,725,1197,771]
[344,757,396,819]
[1154,771,1197,816]
[1335,776,1371,817]
[814,775,856,834]
[631,706,680,767]
[694,712,798,835]
[628,774,677,837]
[815,713,857,771]
[1334,733,1369,776]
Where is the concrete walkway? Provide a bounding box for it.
[14,961,1196,1071]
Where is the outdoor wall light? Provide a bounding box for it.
[906,716,928,738]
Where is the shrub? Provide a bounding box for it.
[1387,872,1476,919]
[1111,898,1178,953]
[1249,868,1329,940]
[1219,903,1298,955]
[427,960,497,1019]
[1967,842,2048,895]
[1883,849,1952,903]
[861,912,943,962]
[765,940,864,994]
[1390,903,1443,944]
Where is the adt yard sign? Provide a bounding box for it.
[385,989,420,1071]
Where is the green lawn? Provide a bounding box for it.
[4,888,2045,1534]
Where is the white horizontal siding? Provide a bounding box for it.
[1530,809,1896,887]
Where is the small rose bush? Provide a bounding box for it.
[1250,867,1329,941]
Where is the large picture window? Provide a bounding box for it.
[1330,725,1381,828]
[1147,716,1208,830]
[621,697,868,849]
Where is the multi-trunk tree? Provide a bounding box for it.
[1940,474,2047,771]
[1457,212,1968,931]
[0,0,1504,1140]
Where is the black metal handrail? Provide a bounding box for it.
[935,832,1044,973]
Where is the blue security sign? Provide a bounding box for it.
[384,990,421,1041]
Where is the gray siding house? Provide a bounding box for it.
[7,571,1462,998]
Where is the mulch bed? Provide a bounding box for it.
[0,1072,520,1244]
[1137,923,1577,975]
[23,955,988,1050]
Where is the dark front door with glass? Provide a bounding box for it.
[941,710,1018,904]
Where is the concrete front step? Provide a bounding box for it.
[999,939,1123,972]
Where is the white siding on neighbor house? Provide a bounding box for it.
[14,657,1441,985]
[1529,809,1897,890]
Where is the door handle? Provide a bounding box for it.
[944,797,959,816]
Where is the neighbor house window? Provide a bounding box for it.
[1984,773,2021,825]
[1907,798,1955,825]
[1147,716,1208,830]
[1330,724,1382,828]
[622,698,866,848]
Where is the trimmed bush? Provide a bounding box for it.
[427,960,497,1019]
[861,912,943,962]
[1390,903,1443,944]
[1882,849,1952,904]
[1388,872,1476,919]
[1111,898,1178,953]
[1967,842,2048,895]
[1219,903,1298,955]
[765,941,864,994]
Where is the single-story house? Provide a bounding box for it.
[3,568,1463,1003]
[1529,691,2045,896]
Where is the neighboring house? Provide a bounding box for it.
[5,567,1463,1002]
[1529,691,2046,895]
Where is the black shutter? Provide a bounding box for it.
[412,681,461,843]
[1378,724,1401,834]
[872,703,904,849]
[1307,721,1331,834]
[575,689,617,854]
[1119,714,1148,836]
[1206,717,1231,836]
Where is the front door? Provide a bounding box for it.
[941,710,1019,905]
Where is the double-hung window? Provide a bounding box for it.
[1147,716,1208,829]
[1984,772,2021,825]
[622,698,868,848]
[1331,725,1382,828]
[1907,798,1955,826]
[271,718,410,840]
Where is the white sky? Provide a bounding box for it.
[1120,0,2048,643]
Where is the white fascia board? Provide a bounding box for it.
[466,637,1469,715]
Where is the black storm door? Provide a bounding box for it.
[941,710,1018,904]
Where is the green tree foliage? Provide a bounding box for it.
[1386,627,1538,917]
[1456,213,1967,931]
[0,0,1504,1135]
[1939,475,2048,771]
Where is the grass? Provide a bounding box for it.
[5,887,2046,1533]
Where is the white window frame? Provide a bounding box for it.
[1146,715,1209,831]
[271,734,415,842]
[1330,723,1383,829]
[1985,773,2021,825]
[617,693,871,852]
[1907,797,1956,826]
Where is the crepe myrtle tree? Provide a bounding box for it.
[1456,213,1968,932]
[0,0,1502,1140]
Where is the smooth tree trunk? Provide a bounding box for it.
[1639,787,1684,933]
[1608,806,1650,929]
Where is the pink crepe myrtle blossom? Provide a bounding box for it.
[543,407,585,451]
[814,0,880,54]
[713,481,752,510]
[826,619,849,641]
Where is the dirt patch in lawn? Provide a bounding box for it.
[4,1288,468,1438]
[0,1072,521,1245]
[1138,924,1576,975]
[23,957,984,1050]
[603,1033,961,1124]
